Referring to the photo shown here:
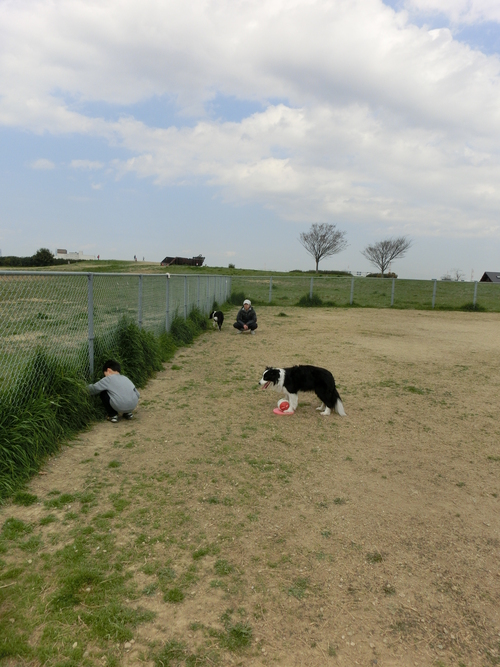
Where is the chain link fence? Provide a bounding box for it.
[230,275,500,311]
[0,271,230,407]
[2,270,498,407]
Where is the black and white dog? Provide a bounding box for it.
[259,365,346,416]
[209,310,224,331]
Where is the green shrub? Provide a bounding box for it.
[170,316,194,346]
[158,332,177,361]
[115,318,163,388]
[228,291,246,306]
[188,307,208,331]
[297,294,324,307]
[460,302,486,312]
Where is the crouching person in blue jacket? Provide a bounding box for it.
[88,359,140,423]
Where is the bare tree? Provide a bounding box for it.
[299,223,348,273]
[441,268,465,281]
[361,236,412,277]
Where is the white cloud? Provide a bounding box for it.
[71,159,104,170]
[404,0,500,24]
[2,0,500,241]
[29,158,55,170]
[111,103,500,236]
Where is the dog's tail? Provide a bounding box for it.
[334,397,346,417]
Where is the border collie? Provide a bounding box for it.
[209,310,224,331]
[259,365,346,416]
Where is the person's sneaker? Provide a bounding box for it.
[122,412,134,420]
[251,330,256,335]
[107,415,119,423]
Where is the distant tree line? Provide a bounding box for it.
[0,248,79,268]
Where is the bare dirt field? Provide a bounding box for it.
[2,307,500,667]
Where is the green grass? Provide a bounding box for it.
[6,259,495,310]
[366,551,383,563]
[230,274,500,311]
[12,491,38,506]
[0,311,211,499]
[287,577,309,599]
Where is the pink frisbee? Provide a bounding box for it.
[273,407,295,416]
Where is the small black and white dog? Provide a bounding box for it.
[209,310,224,331]
[259,365,346,416]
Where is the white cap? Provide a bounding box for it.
[243,299,251,306]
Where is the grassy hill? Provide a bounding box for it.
[0,259,350,277]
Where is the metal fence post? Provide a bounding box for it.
[184,276,188,319]
[432,279,437,309]
[87,274,94,378]
[269,276,273,303]
[165,274,170,332]
[197,276,200,310]
[310,277,314,299]
[350,277,355,305]
[229,276,232,301]
[473,281,478,308]
[391,278,395,307]
[138,274,143,329]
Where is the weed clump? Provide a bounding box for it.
[460,302,486,312]
[366,551,383,563]
[297,294,323,307]
[1,518,33,540]
[12,491,38,506]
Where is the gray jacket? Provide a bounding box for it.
[88,374,140,412]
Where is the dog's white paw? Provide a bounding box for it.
[320,408,331,416]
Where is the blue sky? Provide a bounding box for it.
[1,0,500,279]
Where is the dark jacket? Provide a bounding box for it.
[236,306,257,326]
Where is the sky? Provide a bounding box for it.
[1,0,500,279]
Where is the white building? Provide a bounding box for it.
[55,248,95,261]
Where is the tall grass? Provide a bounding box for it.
[0,309,210,499]
[0,359,98,498]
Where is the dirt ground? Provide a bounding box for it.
[4,307,500,666]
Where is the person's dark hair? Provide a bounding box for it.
[103,359,121,373]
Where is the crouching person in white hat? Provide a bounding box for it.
[233,299,258,334]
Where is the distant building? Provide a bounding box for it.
[55,249,95,261]
[479,272,500,283]
[160,254,205,267]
